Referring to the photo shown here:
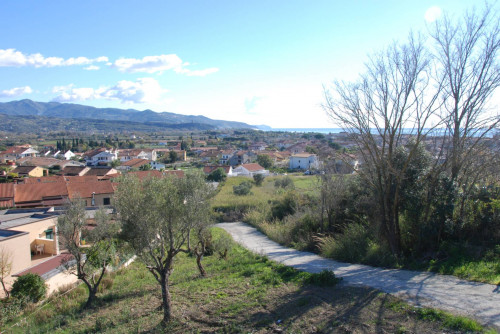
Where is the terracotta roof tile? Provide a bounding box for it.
[121,158,150,168]
[0,183,14,198]
[128,170,163,180]
[239,163,264,172]
[66,181,114,199]
[14,182,69,203]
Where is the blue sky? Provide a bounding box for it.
[0,1,485,128]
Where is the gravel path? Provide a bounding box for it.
[218,222,500,329]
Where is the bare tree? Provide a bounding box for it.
[323,35,440,256]
[0,246,13,298]
[114,171,214,324]
[57,201,118,308]
[431,5,500,185]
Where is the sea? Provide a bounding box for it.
[269,128,499,137]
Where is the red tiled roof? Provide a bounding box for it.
[128,170,163,180]
[23,176,65,183]
[121,158,150,168]
[164,170,184,178]
[240,163,264,172]
[2,146,29,155]
[0,183,14,198]
[117,149,144,157]
[83,148,107,158]
[60,166,89,176]
[85,167,118,177]
[14,182,69,203]
[17,157,75,168]
[23,175,99,184]
[66,181,114,199]
[203,166,231,174]
[11,166,40,174]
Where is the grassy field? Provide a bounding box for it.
[212,176,282,212]
[4,228,493,334]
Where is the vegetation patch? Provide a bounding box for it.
[3,228,489,333]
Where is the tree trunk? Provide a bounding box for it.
[196,252,206,277]
[160,272,172,324]
[83,280,97,309]
[1,279,9,298]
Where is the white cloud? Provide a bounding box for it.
[0,86,32,98]
[113,54,184,73]
[113,54,219,76]
[0,49,217,76]
[51,78,169,104]
[0,49,108,68]
[84,65,100,71]
[425,6,442,23]
[181,67,219,77]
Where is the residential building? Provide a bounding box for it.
[83,148,118,166]
[11,166,47,178]
[289,154,320,170]
[0,145,39,162]
[233,163,269,177]
[16,157,84,169]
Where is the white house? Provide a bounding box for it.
[150,161,166,170]
[218,150,235,165]
[233,163,269,177]
[83,148,118,166]
[118,149,157,162]
[289,153,320,170]
[0,145,39,162]
[54,150,76,160]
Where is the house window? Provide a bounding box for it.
[45,228,53,240]
[103,198,111,205]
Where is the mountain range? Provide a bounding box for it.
[0,99,271,133]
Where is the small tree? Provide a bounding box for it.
[253,173,265,186]
[57,201,119,308]
[207,167,227,182]
[0,246,13,298]
[110,159,121,168]
[139,163,152,171]
[114,172,214,324]
[257,154,273,169]
[169,151,178,163]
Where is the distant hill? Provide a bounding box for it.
[0,114,218,134]
[0,99,260,132]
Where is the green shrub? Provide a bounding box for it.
[319,223,370,263]
[303,270,341,286]
[253,174,265,186]
[233,181,253,196]
[11,273,46,303]
[212,232,233,259]
[274,176,295,189]
[270,192,297,220]
[97,276,114,293]
[207,168,227,182]
[0,297,27,325]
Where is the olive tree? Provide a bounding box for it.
[114,171,214,324]
[57,201,119,308]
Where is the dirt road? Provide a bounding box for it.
[218,222,500,329]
